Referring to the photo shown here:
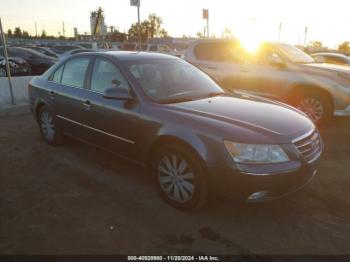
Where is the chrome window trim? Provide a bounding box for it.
[56,115,135,144]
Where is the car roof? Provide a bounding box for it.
[77,51,179,61]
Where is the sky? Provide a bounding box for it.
[0,0,350,48]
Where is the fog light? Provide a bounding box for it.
[247,191,268,202]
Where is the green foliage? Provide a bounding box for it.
[14,27,22,38]
[128,13,169,42]
[310,41,323,48]
[41,30,47,38]
[338,42,350,53]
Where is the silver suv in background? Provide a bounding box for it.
[185,40,350,124]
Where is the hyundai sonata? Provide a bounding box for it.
[28,52,322,209]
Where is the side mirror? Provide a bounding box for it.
[103,87,133,100]
[267,55,285,68]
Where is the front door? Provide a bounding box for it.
[82,57,141,161]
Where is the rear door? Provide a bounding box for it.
[82,57,141,160]
[47,56,93,140]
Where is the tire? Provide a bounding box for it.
[291,90,332,126]
[37,106,64,145]
[152,143,208,210]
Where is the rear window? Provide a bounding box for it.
[194,42,245,63]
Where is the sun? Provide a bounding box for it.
[235,17,264,54]
[239,34,263,54]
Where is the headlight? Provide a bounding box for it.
[224,141,289,164]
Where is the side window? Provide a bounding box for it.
[61,57,90,88]
[90,58,129,93]
[258,48,283,65]
[51,65,64,83]
[194,42,244,63]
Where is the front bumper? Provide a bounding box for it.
[208,161,318,202]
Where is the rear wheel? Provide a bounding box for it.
[291,90,332,125]
[152,143,208,209]
[38,106,63,145]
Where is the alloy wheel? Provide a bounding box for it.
[297,97,324,123]
[157,154,195,203]
[40,111,55,141]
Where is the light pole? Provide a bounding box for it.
[130,0,141,50]
[304,26,308,47]
[0,18,15,105]
[202,9,209,38]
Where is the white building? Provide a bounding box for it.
[90,7,107,36]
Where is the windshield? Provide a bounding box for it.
[275,43,314,64]
[126,59,224,103]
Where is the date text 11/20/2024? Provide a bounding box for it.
[127,256,219,261]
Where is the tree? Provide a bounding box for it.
[7,29,13,37]
[22,31,30,38]
[310,41,323,48]
[196,31,204,39]
[338,42,350,53]
[128,13,169,42]
[14,27,22,38]
[222,27,234,39]
[41,30,47,38]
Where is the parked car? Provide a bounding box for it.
[50,45,83,55]
[28,52,321,209]
[0,47,54,75]
[59,49,96,60]
[311,52,350,66]
[121,42,138,51]
[185,40,350,124]
[141,43,184,57]
[26,46,59,59]
[73,43,95,49]
[0,55,31,77]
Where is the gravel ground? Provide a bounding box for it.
[0,111,350,255]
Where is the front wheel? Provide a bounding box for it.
[152,144,208,210]
[292,91,332,125]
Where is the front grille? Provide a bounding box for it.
[293,130,322,163]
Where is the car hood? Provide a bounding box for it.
[165,95,314,143]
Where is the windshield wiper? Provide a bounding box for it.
[160,96,197,104]
[207,91,226,97]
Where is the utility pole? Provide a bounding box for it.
[62,22,65,38]
[35,21,38,37]
[304,26,308,46]
[130,0,141,50]
[0,18,15,105]
[203,9,209,38]
[278,22,282,42]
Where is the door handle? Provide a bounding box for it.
[240,68,250,73]
[205,66,217,70]
[83,100,92,111]
[49,90,56,100]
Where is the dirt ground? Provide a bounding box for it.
[1,110,350,255]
